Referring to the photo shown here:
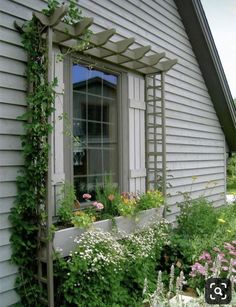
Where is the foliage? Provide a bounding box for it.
[176,194,219,238]
[227,154,236,192]
[138,190,164,211]
[71,210,96,228]
[57,183,76,225]
[54,221,169,306]
[95,177,121,218]
[117,192,137,216]
[8,0,92,305]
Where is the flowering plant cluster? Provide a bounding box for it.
[137,190,164,211]
[71,193,104,228]
[189,241,236,289]
[66,187,164,228]
[117,192,138,216]
[55,221,169,306]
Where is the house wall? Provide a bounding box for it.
[74,0,227,221]
[0,0,226,305]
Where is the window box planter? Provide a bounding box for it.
[54,206,164,257]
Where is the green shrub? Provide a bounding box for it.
[176,195,219,238]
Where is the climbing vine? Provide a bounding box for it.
[9,1,90,305]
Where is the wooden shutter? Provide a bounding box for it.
[51,48,65,215]
[128,73,146,193]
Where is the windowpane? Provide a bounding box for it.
[73,64,118,201]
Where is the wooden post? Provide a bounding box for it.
[46,26,54,307]
[161,71,167,218]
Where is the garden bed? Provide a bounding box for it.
[54,207,164,257]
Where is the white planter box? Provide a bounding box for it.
[54,207,163,257]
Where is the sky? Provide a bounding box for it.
[201,0,236,98]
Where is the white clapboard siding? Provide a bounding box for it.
[128,73,146,193]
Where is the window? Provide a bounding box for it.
[72,64,119,201]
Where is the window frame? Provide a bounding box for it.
[63,55,129,194]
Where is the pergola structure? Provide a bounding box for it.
[15,4,177,306]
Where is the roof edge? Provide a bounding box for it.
[174,0,236,152]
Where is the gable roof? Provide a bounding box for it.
[175,0,236,152]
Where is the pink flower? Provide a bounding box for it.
[96,202,104,210]
[229,251,236,256]
[83,193,91,200]
[231,240,236,245]
[199,251,212,262]
[190,262,206,276]
[224,243,235,251]
[93,202,104,210]
[222,266,229,271]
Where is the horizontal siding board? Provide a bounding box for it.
[0,72,26,91]
[0,152,24,166]
[166,153,224,162]
[0,229,11,247]
[0,261,17,278]
[0,104,26,120]
[0,213,11,230]
[0,245,12,262]
[165,101,219,121]
[148,143,224,154]
[0,289,19,307]
[0,27,23,47]
[0,41,26,62]
[168,166,225,179]
[0,197,15,214]
[0,119,24,135]
[0,182,17,198]
[164,127,224,140]
[0,57,26,76]
[165,92,217,113]
[0,88,26,106]
[168,173,225,188]
[0,12,25,30]
[0,166,20,182]
[165,160,225,170]
[166,135,225,147]
[0,136,22,150]
[0,273,17,293]
[168,180,224,195]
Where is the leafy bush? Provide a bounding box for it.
[176,194,219,238]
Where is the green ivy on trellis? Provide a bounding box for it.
[9,1,90,305]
